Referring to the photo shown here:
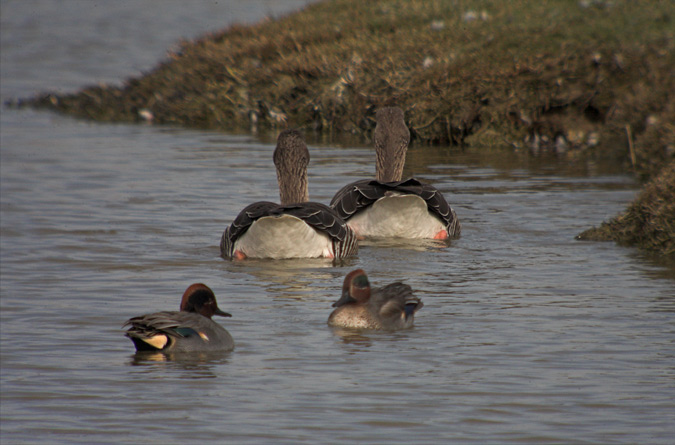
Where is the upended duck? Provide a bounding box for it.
[221,129,358,260]
[328,269,423,330]
[123,283,234,353]
[330,107,461,240]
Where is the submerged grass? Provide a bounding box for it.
[13,0,675,257]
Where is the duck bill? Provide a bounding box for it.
[214,308,232,317]
[331,290,357,308]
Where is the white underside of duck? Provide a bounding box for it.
[347,194,446,239]
[233,214,334,259]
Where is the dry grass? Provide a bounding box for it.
[13,0,675,256]
[20,0,674,166]
[578,162,675,258]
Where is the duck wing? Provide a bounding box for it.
[220,201,278,257]
[330,178,460,238]
[371,282,424,326]
[220,201,357,258]
[278,202,347,238]
[123,311,205,351]
[124,311,233,352]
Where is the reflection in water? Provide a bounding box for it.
[219,239,452,302]
[329,327,373,348]
[128,350,231,379]
[2,1,675,441]
[329,326,422,351]
[223,257,351,300]
[358,237,452,251]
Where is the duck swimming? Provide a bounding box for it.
[123,283,234,353]
[330,107,461,240]
[328,269,423,330]
[221,129,358,259]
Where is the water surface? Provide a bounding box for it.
[1,1,674,444]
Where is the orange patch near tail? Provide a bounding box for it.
[433,230,448,240]
[233,250,247,260]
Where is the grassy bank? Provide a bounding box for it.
[14,0,675,257]
[578,162,675,258]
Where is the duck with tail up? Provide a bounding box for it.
[330,107,461,240]
[221,129,358,260]
[123,283,234,353]
[328,269,423,331]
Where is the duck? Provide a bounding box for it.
[220,129,358,260]
[330,107,461,240]
[328,269,423,330]
[123,283,234,353]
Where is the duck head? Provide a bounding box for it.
[180,283,232,319]
[274,129,310,205]
[332,269,371,307]
[373,107,410,183]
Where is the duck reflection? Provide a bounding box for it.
[128,350,230,379]
[358,237,452,251]
[329,326,373,348]
[223,255,358,300]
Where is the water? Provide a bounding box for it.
[2,2,674,444]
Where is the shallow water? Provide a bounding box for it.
[2,2,674,444]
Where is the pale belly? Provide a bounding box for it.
[328,305,382,330]
[347,195,446,238]
[234,214,334,259]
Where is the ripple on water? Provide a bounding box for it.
[2,2,675,442]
